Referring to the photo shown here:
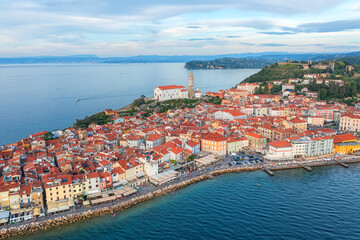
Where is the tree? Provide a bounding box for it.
[270,84,281,94]
[43,131,54,140]
[263,83,269,94]
[187,154,196,162]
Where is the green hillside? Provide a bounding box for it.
[243,63,307,83]
[185,57,272,69]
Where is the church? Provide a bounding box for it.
[153,71,202,101]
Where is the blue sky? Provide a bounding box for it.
[0,0,359,57]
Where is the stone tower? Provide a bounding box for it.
[188,70,194,98]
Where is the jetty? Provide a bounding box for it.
[264,168,274,176]
[301,165,312,171]
[337,162,349,168]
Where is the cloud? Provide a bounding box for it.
[186,38,215,41]
[282,18,360,33]
[259,31,295,35]
[259,43,289,47]
[0,0,359,56]
[186,26,202,29]
[225,35,242,38]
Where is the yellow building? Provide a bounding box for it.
[290,117,308,133]
[8,184,20,210]
[0,183,17,209]
[43,173,74,214]
[72,174,86,199]
[333,133,360,155]
[115,159,144,181]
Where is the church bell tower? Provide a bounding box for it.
[188,71,194,98]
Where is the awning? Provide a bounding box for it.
[113,180,128,187]
[0,218,8,224]
[151,170,179,185]
[123,188,137,196]
[90,196,116,205]
[136,172,146,178]
[47,207,59,214]
[114,187,137,197]
[88,192,102,199]
[58,205,70,211]
[195,154,218,165]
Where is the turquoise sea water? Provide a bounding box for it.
[0,63,259,145]
[23,164,360,240]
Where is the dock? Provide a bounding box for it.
[337,162,349,168]
[301,165,312,171]
[264,168,274,176]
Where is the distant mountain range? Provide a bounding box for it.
[0,51,359,64]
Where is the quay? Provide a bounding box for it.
[267,158,360,172]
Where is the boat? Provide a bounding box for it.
[75,98,80,102]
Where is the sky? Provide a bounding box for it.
[0,0,360,57]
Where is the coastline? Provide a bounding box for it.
[0,166,260,239]
[1,158,360,239]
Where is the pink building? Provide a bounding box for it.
[314,107,334,121]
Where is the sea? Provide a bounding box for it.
[3,63,360,240]
[0,63,259,145]
[22,164,360,240]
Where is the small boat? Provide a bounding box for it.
[75,98,80,102]
[256,183,261,186]
[172,191,176,195]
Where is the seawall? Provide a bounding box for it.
[0,166,260,239]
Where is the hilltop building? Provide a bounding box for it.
[237,83,259,94]
[154,71,200,101]
[154,85,188,102]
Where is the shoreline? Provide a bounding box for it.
[0,166,260,239]
[2,158,359,239]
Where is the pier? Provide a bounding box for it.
[264,168,274,176]
[337,162,349,168]
[301,165,312,171]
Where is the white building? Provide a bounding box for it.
[213,109,247,120]
[236,82,259,94]
[138,156,159,177]
[265,141,293,161]
[86,172,101,196]
[290,136,333,158]
[154,85,188,101]
[194,89,203,98]
[146,134,164,150]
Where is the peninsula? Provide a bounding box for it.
[2,68,360,239]
[184,58,273,69]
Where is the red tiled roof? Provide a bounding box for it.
[157,85,186,90]
[268,141,292,148]
[245,132,265,139]
[202,133,226,142]
[333,134,357,143]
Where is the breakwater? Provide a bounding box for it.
[0,166,260,239]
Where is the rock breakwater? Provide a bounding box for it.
[0,166,260,239]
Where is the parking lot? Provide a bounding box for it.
[223,151,264,167]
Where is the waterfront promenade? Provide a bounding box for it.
[1,155,360,239]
